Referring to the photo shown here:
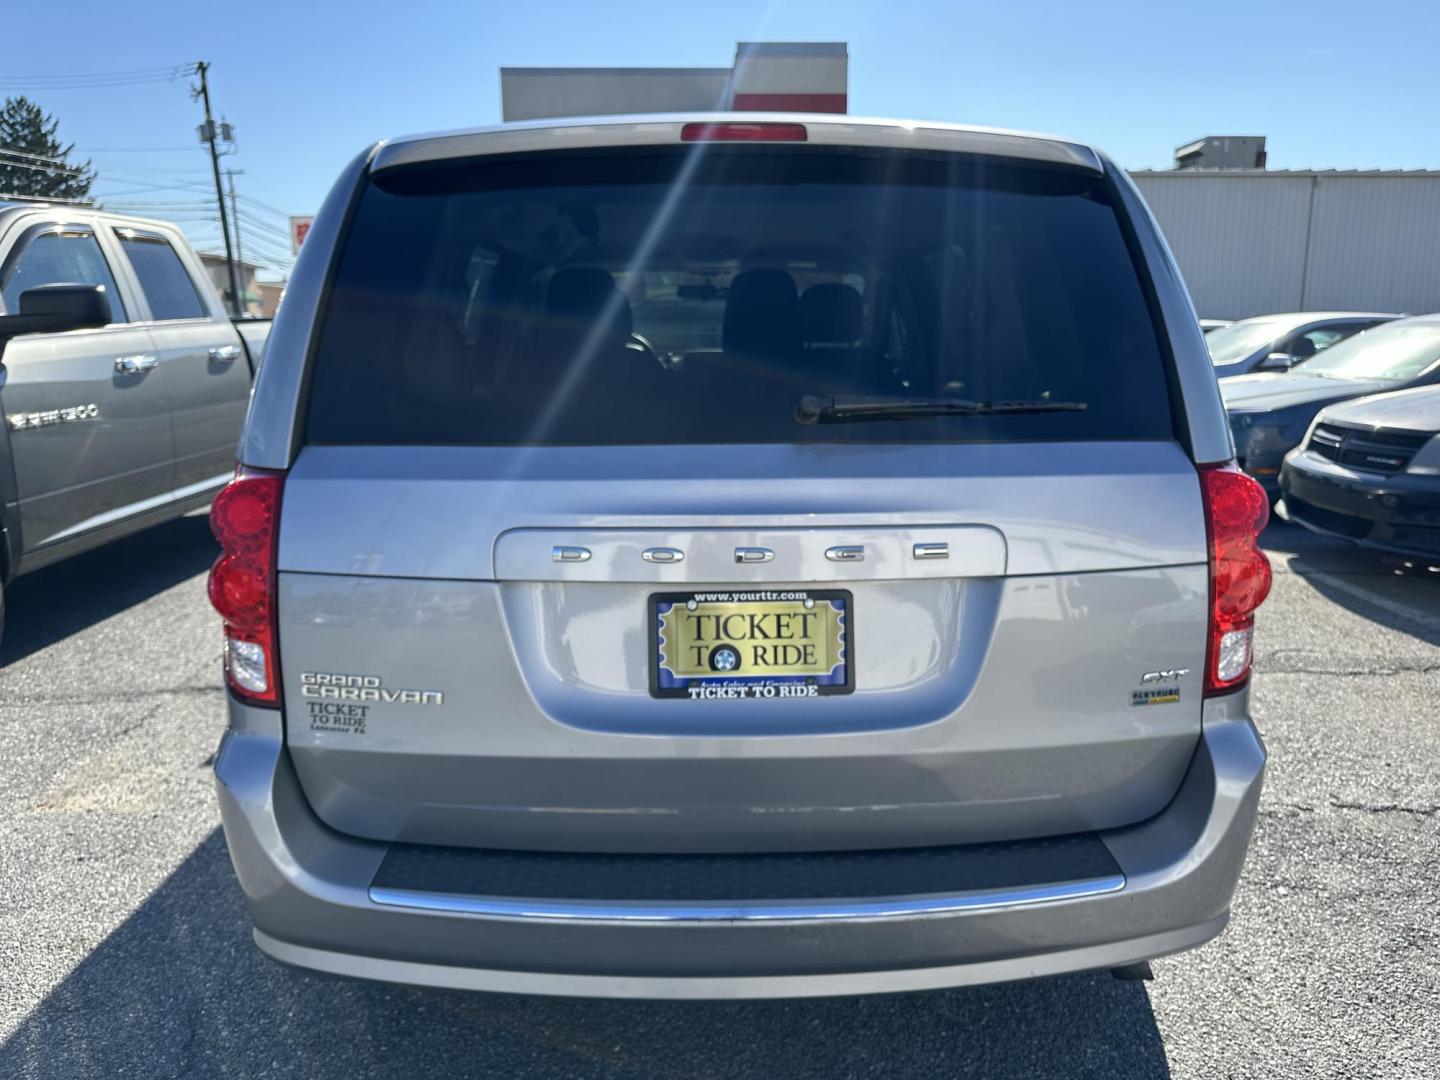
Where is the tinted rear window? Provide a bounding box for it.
[306,148,1173,446]
[118,234,207,320]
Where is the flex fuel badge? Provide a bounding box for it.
[1131,687,1181,706]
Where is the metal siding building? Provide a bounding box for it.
[500,68,732,122]
[1131,170,1440,319]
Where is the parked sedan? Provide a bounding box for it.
[1222,314,1440,497]
[1279,385,1440,562]
[1207,311,1395,378]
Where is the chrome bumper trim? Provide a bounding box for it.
[368,874,1126,923]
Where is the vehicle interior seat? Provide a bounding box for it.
[540,267,636,363]
[511,267,671,435]
[1286,335,1318,362]
[721,268,802,362]
[703,269,809,429]
[798,282,869,392]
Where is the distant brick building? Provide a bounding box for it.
[197,252,282,316]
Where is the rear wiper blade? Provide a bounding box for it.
[795,394,1088,425]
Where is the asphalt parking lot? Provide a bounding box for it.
[0,513,1436,1079]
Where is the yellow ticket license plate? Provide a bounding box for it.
[650,589,853,699]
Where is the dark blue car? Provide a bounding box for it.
[1279,384,1440,561]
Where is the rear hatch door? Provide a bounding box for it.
[276,140,1209,852]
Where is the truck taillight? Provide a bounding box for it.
[1199,462,1272,695]
[208,467,284,707]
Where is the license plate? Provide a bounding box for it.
[650,589,853,699]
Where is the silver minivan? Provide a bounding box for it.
[210,115,1273,998]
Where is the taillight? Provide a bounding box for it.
[680,121,808,142]
[208,467,284,707]
[1199,462,1272,695]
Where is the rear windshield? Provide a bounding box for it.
[306,148,1174,446]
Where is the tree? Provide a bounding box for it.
[0,96,95,202]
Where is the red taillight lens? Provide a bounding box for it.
[208,467,284,706]
[680,121,808,142]
[1199,462,1272,695]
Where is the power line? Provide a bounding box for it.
[100,199,215,208]
[91,179,216,196]
[0,63,189,81]
[0,154,91,179]
[0,191,88,204]
[103,210,218,218]
[0,64,194,91]
[235,190,297,219]
[77,146,198,153]
[236,198,291,222]
[0,152,214,193]
[225,229,293,257]
[239,246,295,268]
[0,145,73,166]
[233,210,294,243]
[228,225,293,252]
[0,148,204,185]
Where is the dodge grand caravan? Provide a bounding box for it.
[210,115,1272,998]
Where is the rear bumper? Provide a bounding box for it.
[215,691,1266,999]
[1279,449,1440,560]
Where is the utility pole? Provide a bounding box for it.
[193,61,241,317]
[225,168,245,292]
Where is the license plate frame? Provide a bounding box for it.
[649,589,854,700]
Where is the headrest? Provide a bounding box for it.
[722,269,800,355]
[801,283,863,345]
[544,268,632,342]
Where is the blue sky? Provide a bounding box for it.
[3,0,1435,279]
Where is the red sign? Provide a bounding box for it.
[290,216,315,254]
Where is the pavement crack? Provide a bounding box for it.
[1255,653,1440,677]
[1,684,224,707]
[1259,802,1316,817]
[1329,798,1439,817]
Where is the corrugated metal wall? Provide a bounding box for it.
[1131,172,1440,320]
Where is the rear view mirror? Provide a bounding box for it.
[1258,351,1297,372]
[0,283,112,354]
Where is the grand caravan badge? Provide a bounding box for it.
[300,672,443,705]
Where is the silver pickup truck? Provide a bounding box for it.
[0,203,267,643]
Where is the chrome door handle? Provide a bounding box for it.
[114,354,159,374]
[208,345,241,362]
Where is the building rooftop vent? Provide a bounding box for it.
[1174,135,1268,170]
